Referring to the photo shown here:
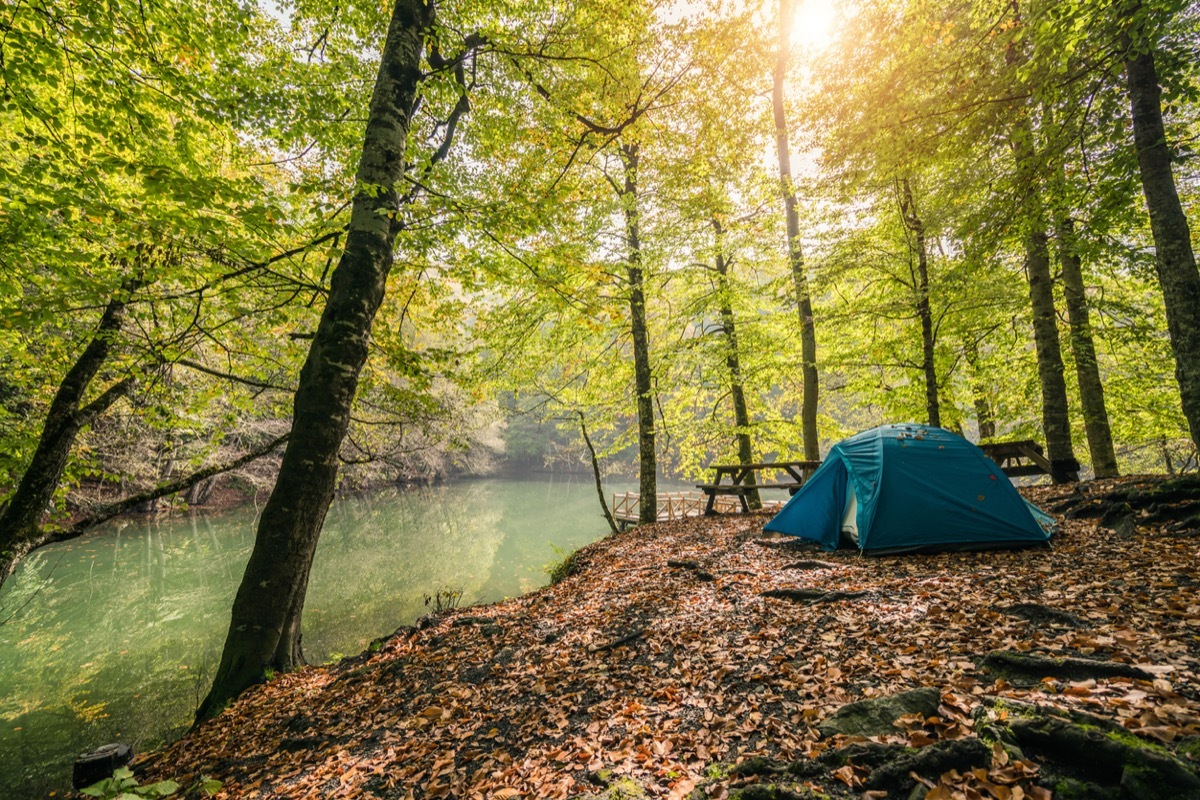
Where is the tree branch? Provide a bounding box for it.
[64,433,291,536]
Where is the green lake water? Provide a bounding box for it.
[0,476,657,797]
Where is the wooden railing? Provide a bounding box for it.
[614,491,744,527]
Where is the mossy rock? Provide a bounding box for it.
[1007,716,1200,799]
[862,739,990,793]
[1177,736,1200,763]
[1050,777,1119,800]
[817,687,940,738]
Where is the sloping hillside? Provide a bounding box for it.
[138,479,1200,799]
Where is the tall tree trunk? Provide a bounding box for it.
[1124,29,1200,451]
[772,0,819,461]
[965,338,996,440]
[1053,209,1120,478]
[196,0,430,723]
[898,178,940,428]
[0,287,138,587]
[1011,117,1079,484]
[1024,220,1080,484]
[712,218,760,510]
[621,143,657,524]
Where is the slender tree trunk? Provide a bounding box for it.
[620,144,657,525]
[712,218,760,510]
[772,0,819,461]
[1124,31,1200,451]
[0,288,138,587]
[898,178,940,427]
[196,0,430,722]
[965,339,996,441]
[1011,117,1079,484]
[579,413,619,534]
[1024,221,1080,483]
[1053,209,1119,477]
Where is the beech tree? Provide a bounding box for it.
[773,0,821,460]
[1120,1,1200,451]
[198,0,481,719]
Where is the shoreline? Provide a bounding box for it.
[132,477,1200,799]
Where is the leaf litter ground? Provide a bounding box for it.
[139,478,1200,799]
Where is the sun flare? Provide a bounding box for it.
[792,0,838,51]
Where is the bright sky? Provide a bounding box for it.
[792,0,839,52]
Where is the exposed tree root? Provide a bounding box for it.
[760,588,870,604]
[999,603,1091,629]
[782,560,841,571]
[1050,476,1200,534]
[980,649,1155,684]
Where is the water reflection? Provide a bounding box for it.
[0,476,639,797]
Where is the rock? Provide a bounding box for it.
[72,743,133,790]
[728,786,816,800]
[451,616,495,627]
[1006,716,1200,800]
[862,739,990,793]
[817,687,941,738]
[814,741,907,771]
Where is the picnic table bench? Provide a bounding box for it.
[978,439,1052,477]
[697,461,821,515]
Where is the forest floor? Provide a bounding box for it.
[138,477,1200,800]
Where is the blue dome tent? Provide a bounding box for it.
[763,424,1055,554]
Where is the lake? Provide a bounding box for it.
[0,476,668,797]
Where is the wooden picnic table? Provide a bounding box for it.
[696,460,822,515]
[978,440,1053,477]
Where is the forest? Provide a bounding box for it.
[2,0,1200,795]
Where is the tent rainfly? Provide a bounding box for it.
[763,424,1055,554]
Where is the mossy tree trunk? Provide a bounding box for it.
[1023,220,1079,484]
[620,143,657,525]
[1124,16,1200,453]
[196,0,432,722]
[1053,208,1119,478]
[1012,119,1079,484]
